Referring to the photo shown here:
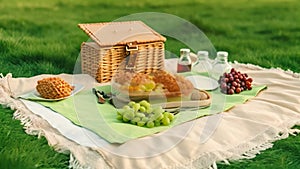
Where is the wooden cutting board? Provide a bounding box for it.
[113,89,211,109]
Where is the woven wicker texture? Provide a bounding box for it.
[78,21,166,83]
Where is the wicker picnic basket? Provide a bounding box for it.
[78,21,166,83]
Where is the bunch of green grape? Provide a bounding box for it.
[116,100,174,128]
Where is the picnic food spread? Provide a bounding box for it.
[3,55,287,169]
[36,77,74,99]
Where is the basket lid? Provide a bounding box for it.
[78,21,166,46]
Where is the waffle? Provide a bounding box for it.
[36,77,74,99]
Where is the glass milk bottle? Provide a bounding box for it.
[192,51,212,75]
[177,48,192,73]
[211,51,232,80]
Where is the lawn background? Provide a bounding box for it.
[1,0,300,168]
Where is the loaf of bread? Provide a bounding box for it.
[152,70,194,96]
[113,69,194,96]
[36,77,74,99]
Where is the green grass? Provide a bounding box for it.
[0,107,69,169]
[1,0,300,168]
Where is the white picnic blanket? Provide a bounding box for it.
[1,59,300,169]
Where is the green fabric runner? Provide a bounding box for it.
[33,84,266,144]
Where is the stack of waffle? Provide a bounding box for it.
[36,77,74,99]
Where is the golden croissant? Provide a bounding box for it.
[36,77,74,99]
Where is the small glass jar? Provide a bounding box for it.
[192,51,212,74]
[177,48,192,73]
[211,51,232,80]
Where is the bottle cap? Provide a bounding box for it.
[180,48,190,53]
[180,48,191,52]
[180,48,190,57]
[197,51,209,57]
[217,51,228,57]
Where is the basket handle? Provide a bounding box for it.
[125,42,138,70]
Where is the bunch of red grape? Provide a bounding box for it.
[218,68,253,95]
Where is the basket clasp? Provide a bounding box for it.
[126,42,139,51]
[125,42,138,70]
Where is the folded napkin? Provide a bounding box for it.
[22,84,266,143]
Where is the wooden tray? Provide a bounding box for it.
[112,88,211,109]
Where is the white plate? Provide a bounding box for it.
[20,84,84,101]
[186,75,219,91]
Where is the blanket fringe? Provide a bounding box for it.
[288,128,300,136]
[69,153,91,169]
